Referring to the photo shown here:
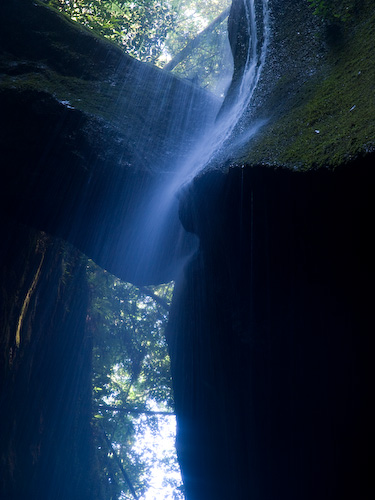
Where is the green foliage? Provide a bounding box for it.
[164,0,232,91]
[45,0,174,63]
[86,262,182,499]
[307,0,356,22]
[44,0,232,93]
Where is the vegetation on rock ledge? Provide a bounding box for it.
[308,0,357,23]
[240,0,374,169]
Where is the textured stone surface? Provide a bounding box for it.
[224,0,375,168]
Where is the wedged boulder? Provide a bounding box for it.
[0,0,218,285]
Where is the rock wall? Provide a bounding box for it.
[224,0,375,168]
[168,1,374,499]
[0,224,94,500]
[169,157,374,500]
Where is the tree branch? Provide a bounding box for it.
[98,404,175,416]
[164,7,230,71]
[138,286,171,310]
[100,424,139,500]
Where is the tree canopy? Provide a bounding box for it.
[87,262,182,499]
[45,0,174,63]
[45,0,232,92]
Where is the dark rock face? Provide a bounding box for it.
[0,224,94,500]
[224,0,251,106]
[168,158,374,500]
[168,7,374,497]
[223,0,324,123]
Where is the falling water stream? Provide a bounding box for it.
[110,3,271,496]
[127,0,270,285]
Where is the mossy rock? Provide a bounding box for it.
[0,0,217,173]
[233,0,375,169]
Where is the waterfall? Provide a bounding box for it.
[120,0,270,285]
[168,0,270,191]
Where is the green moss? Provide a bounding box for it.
[0,69,128,123]
[1,0,210,140]
[0,1,174,131]
[0,0,136,121]
[242,0,375,169]
[307,0,356,23]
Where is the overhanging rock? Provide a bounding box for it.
[0,0,218,285]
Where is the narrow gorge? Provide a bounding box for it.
[1,0,374,499]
